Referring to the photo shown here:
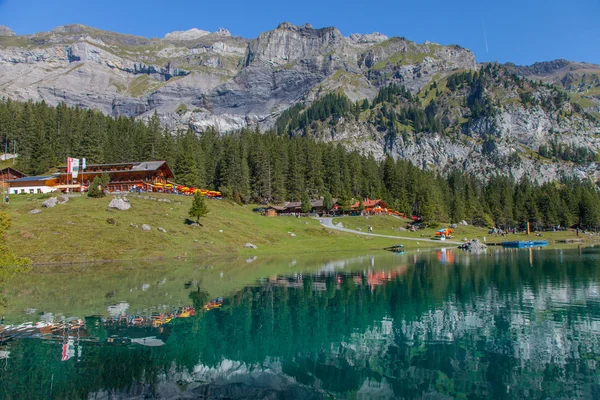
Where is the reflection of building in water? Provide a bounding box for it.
[436,248,455,264]
[269,267,408,292]
[0,300,223,359]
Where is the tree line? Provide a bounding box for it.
[2,98,600,229]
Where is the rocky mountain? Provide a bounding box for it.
[503,60,600,113]
[0,22,599,182]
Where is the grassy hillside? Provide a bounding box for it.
[333,215,593,245]
[2,193,446,264]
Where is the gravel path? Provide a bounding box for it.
[317,217,461,245]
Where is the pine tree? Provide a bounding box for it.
[301,191,312,213]
[189,192,209,225]
[323,192,334,211]
[358,199,365,213]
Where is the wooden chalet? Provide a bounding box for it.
[350,199,402,216]
[264,206,286,217]
[56,161,175,192]
[280,198,339,216]
[0,167,27,182]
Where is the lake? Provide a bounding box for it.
[1,247,600,399]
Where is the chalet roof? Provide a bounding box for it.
[55,160,174,178]
[7,175,55,183]
[57,161,169,172]
[351,199,388,208]
[0,167,27,177]
[130,161,168,171]
[284,198,338,209]
[266,206,287,211]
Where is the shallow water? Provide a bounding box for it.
[1,247,600,399]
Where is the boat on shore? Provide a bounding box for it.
[502,240,548,248]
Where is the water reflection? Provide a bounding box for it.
[1,249,600,399]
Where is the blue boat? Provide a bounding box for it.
[502,240,548,248]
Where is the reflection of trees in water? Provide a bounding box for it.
[2,250,600,399]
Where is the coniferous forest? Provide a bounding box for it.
[1,98,600,230]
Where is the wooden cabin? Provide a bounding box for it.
[0,167,27,182]
[55,161,175,193]
[264,206,286,216]
[350,199,392,215]
[281,198,338,216]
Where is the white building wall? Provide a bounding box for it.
[10,185,57,195]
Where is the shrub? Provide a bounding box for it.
[88,176,106,198]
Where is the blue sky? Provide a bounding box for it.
[0,0,598,65]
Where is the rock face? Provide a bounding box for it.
[42,197,58,208]
[0,26,15,37]
[165,28,211,40]
[108,198,131,211]
[0,22,475,131]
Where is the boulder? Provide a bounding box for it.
[245,243,258,249]
[336,222,344,228]
[108,198,131,211]
[58,195,69,204]
[460,220,468,226]
[157,227,167,233]
[450,223,457,229]
[142,224,151,231]
[42,197,58,208]
[288,232,296,237]
[28,209,42,214]
[458,238,488,252]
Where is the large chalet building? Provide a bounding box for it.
[6,161,175,194]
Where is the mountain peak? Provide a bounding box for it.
[165,27,231,40]
[0,25,16,37]
[276,22,320,31]
[50,24,91,34]
[348,32,388,44]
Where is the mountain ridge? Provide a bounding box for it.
[0,22,599,183]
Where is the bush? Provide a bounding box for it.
[88,176,106,198]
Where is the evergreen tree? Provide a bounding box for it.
[301,191,312,213]
[358,199,365,213]
[323,192,334,211]
[189,192,209,225]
